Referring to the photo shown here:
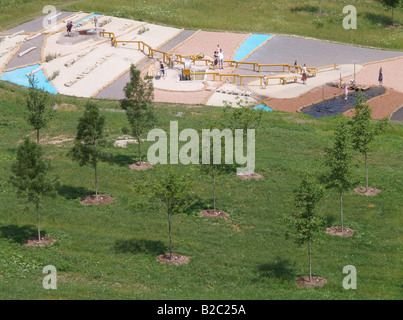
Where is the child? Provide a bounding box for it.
[378,67,383,86]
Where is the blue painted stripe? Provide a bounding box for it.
[253,103,272,112]
[234,34,272,62]
[1,64,58,94]
[73,14,102,26]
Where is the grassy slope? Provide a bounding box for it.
[0,82,402,299]
[0,0,402,49]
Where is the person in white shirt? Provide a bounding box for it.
[218,49,224,69]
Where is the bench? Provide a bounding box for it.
[280,76,299,85]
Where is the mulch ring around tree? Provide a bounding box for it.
[354,187,381,196]
[200,209,230,218]
[296,276,327,288]
[129,162,154,171]
[80,194,115,205]
[157,253,190,265]
[24,237,56,247]
[326,226,355,237]
[236,172,264,180]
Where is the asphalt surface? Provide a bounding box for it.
[390,106,403,121]
[4,11,75,34]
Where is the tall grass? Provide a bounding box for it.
[0,0,402,49]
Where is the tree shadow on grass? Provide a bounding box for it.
[100,153,134,167]
[364,12,393,27]
[257,258,296,281]
[57,185,91,200]
[114,239,167,255]
[290,5,318,14]
[0,224,46,244]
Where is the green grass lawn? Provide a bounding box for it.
[0,0,402,49]
[0,81,402,299]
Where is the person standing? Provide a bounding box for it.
[262,74,267,89]
[66,21,72,36]
[219,49,224,70]
[94,16,98,28]
[302,64,307,84]
[378,67,383,86]
[344,84,348,100]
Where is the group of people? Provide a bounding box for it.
[66,17,98,37]
[213,45,224,70]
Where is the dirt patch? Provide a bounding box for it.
[354,187,381,196]
[200,209,230,218]
[157,253,190,265]
[41,135,74,145]
[80,194,115,205]
[24,237,56,247]
[326,226,355,237]
[296,276,327,288]
[129,161,154,170]
[236,172,264,180]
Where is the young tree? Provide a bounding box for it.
[200,134,233,213]
[324,121,354,233]
[69,102,106,200]
[10,138,58,242]
[222,98,263,175]
[137,168,194,260]
[121,64,156,164]
[26,75,53,143]
[286,173,325,282]
[348,93,388,192]
[377,0,403,25]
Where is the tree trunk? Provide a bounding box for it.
[308,238,312,282]
[138,137,142,163]
[319,0,322,14]
[95,161,98,200]
[36,202,41,241]
[213,172,216,213]
[392,8,394,26]
[365,153,368,192]
[168,212,172,260]
[340,190,343,233]
[36,130,40,144]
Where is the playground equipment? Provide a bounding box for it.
[98,31,338,86]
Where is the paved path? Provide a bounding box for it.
[390,107,403,121]
[5,34,47,70]
[4,11,75,34]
